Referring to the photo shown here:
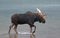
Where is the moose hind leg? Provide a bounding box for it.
[8,23,14,34]
[13,25,18,34]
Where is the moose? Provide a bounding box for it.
[8,8,46,34]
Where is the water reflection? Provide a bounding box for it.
[9,33,18,38]
[30,34,36,38]
[9,33,35,38]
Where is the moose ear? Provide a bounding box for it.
[36,8,43,15]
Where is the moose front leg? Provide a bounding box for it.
[30,26,32,33]
[32,25,36,33]
[33,25,36,33]
[29,24,36,33]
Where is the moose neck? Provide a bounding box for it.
[34,13,39,22]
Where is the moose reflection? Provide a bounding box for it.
[9,33,35,38]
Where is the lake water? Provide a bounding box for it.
[0,5,60,38]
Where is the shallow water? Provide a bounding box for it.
[0,33,36,38]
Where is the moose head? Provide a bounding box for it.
[36,8,46,23]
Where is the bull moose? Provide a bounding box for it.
[8,8,46,34]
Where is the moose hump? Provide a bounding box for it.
[26,11,35,16]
